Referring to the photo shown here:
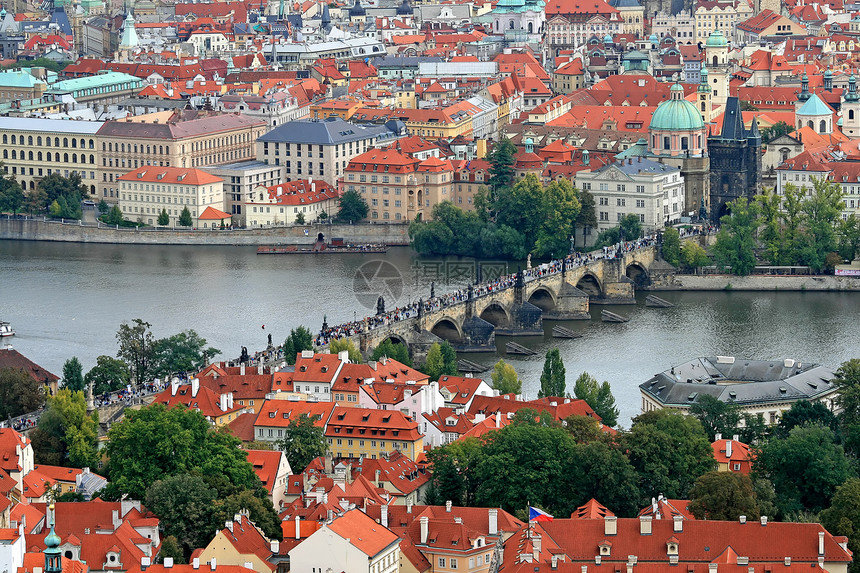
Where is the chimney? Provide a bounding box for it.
[322,492,329,504]
[226,520,233,533]
[191,377,200,397]
[489,509,498,535]
[407,499,413,513]
[295,515,301,540]
[193,559,200,570]
[210,559,216,571]
[496,414,501,428]
[739,515,746,524]
[715,433,722,441]
[375,469,381,484]
[604,515,617,536]
[164,558,174,569]
[581,567,587,573]
[141,558,151,571]
[220,393,228,412]
[171,377,180,396]
[316,487,324,503]
[446,500,452,512]
[243,564,253,571]
[258,363,264,375]
[533,533,541,554]
[420,516,429,544]
[819,531,825,556]
[784,557,791,566]
[640,516,652,535]
[761,516,768,526]
[340,499,349,511]
[112,509,120,529]
[381,504,389,528]
[726,440,732,458]
[551,556,559,570]
[240,363,246,375]
[673,515,683,532]
[269,541,279,553]
[709,565,717,573]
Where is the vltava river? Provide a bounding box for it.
[2,240,859,425]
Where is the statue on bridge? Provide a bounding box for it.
[240,346,249,363]
[376,296,385,315]
[267,333,273,347]
[418,298,423,318]
[430,281,435,299]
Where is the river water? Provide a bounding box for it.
[3,240,859,426]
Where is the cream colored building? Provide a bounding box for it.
[197,514,276,573]
[575,158,685,233]
[245,179,340,227]
[117,166,225,227]
[695,0,752,43]
[97,111,266,202]
[343,148,454,222]
[0,117,102,197]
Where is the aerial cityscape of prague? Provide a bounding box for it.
[2,1,860,571]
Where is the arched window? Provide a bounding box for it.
[2,150,7,159]
[808,120,814,129]
[1,134,6,144]
[10,150,15,159]
[64,153,69,162]
[27,136,32,145]
[47,152,52,161]
[37,137,42,145]
[850,110,855,120]
[63,138,68,147]
[90,155,95,164]
[780,148,790,162]
[509,19,514,29]
[713,55,718,66]
[820,119,827,132]
[528,22,533,33]
[10,135,15,144]
[681,136,689,150]
[54,138,59,147]
[37,152,42,161]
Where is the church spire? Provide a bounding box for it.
[798,72,811,102]
[44,504,62,573]
[847,72,859,102]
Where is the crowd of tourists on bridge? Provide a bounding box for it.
[313,236,658,347]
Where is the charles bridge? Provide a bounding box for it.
[325,245,659,360]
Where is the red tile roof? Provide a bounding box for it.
[326,508,400,557]
[198,206,232,220]
[118,166,223,186]
[215,515,276,571]
[0,429,29,474]
[0,348,59,386]
[254,401,336,429]
[246,449,287,495]
[326,407,422,441]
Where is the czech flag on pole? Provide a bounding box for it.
[529,507,554,522]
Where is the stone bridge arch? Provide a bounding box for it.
[478,302,512,327]
[379,333,410,348]
[429,316,464,343]
[527,286,558,311]
[625,262,650,287]
[575,273,603,298]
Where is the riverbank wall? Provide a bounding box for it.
[650,272,860,291]
[0,218,411,246]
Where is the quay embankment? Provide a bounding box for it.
[650,273,860,291]
[0,217,410,246]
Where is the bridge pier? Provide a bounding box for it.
[493,301,544,336]
[454,315,497,353]
[542,282,592,319]
[591,259,636,305]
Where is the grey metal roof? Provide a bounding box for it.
[594,157,680,175]
[258,117,392,145]
[640,356,837,407]
[0,117,103,134]
[375,56,443,68]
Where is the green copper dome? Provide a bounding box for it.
[705,29,727,47]
[649,85,704,131]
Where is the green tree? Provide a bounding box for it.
[820,478,860,573]
[116,319,156,384]
[569,440,640,517]
[486,138,517,194]
[834,359,860,456]
[84,355,130,396]
[275,414,327,473]
[760,121,792,143]
[157,209,170,226]
[690,394,741,441]
[423,343,445,382]
[283,326,314,365]
[62,357,85,392]
[49,199,62,218]
[619,213,642,240]
[495,174,549,249]
[712,197,760,275]
[838,215,860,262]
[754,423,854,516]
[97,200,109,215]
[798,176,844,272]
[152,330,220,378]
[157,536,185,565]
[625,410,715,502]
[661,227,681,266]
[336,189,369,222]
[756,188,783,265]
[564,415,603,444]
[214,487,283,541]
[410,201,527,259]
[573,188,597,247]
[103,404,258,500]
[103,205,124,226]
[295,212,305,225]
[178,206,193,227]
[0,367,45,419]
[426,437,484,506]
[30,389,99,468]
[24,186,47,215]
[0,174,24,213]
[329,338,362,363]
[780,183,806,264]
[680,241,711,270]
[775,400,839,439]
[533,178,581,258]
[538,348,566,398]
[145,474,217,559]
[440,342,458,376]
[688,471,760,520]
[490,359,521,395]
[572,372,619,427]
[38,172,85,219]
[369,339,412,367]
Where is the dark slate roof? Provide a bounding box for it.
[594,157,679,175]
[258,116,391,145]
[51,6,72,36]
[375,56,443,68]
[716,96,746,141]
[640,356,837,407]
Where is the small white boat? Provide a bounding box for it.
[0,321,14,337]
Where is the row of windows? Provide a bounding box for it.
[2,134,95,148]
[3,150,95,164]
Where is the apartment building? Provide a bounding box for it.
[575,157,685,233]
[257,116,401,186]
[694,0,752,43]
[245,179,340,227]
[117,166,225,227]
[0,117,102,196]
[205,160,283,224]
[326,406,424,461]
[97,111,266,201]
[343,147,454,222]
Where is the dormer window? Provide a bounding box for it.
[667,540,679,555]
[599,541,612,556]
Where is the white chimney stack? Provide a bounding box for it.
[210,559,216,571]
[819,531,825,556]
[726,440,732,458]
[420,516,429,544]
[604,515,617,536]
[446,500,452,512]
[193,558,200,570]
[164,558,174,568]
[489,509,498,535]
[381,504,389,528]
[191,377,200,397]
[673,515,683,532]
[640,516,652,535]
[295,515,301,540]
